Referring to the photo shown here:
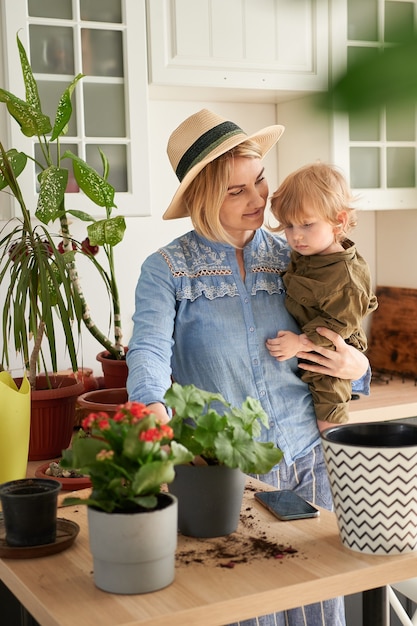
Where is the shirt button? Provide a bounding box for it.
[253,359,258,365]
[249,327,254,332]
[260,390,266,397]
[244,297,249,303]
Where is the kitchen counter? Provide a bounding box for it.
[348,375,417,423]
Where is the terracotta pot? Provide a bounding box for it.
[25,375,84,462]
[77,387,129,421]
[96,348,128,389]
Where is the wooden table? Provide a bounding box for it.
[1,477,417,626]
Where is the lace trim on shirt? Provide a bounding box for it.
[158,233,288,301]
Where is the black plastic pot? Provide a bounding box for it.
[0,478,61,547]
[169,464,245,538]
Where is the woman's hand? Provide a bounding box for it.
[146,402,170,424]
[296,326,368,381]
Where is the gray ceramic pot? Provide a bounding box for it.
[169,464,246,538]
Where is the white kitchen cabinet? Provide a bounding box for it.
[1,0,150,218]
[147,0,329,100]
[331,0,417,210]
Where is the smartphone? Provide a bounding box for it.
[254,490,320,521]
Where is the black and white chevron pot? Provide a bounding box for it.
[321,421,417,555]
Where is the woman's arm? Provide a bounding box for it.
[296,326,369,380]
[126,253,176,404]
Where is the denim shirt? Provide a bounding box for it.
[127,229,370,465]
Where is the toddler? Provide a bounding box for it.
[269,163,377,424]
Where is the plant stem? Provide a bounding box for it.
[58,213,122,359]
[29,321,45,389]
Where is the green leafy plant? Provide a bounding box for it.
[0,34,126,385]
[320,25,417,113]
[61,401,193,513]
[164,383,283,474]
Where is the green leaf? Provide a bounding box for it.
[35,166,68,224]
[62,434,110,470]
[0,149,27,191]
[322,35,417,113]
[17,33,42,111]
[51,74,84,141]
[66,209,96,222]
[98,147,110,181]
[132,461,175,495]
[250,441,283,474]
[0,88,51,137]
[134,495,158,509]
[165,383,283,474]
[87,216,126,247]
[170,441,194,465]
[63,150,116,208]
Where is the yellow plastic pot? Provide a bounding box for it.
[0,372,30,483]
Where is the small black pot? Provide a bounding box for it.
[0,478,61,547]
[169,464,246,538]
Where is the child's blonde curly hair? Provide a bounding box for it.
[270,162,357,242]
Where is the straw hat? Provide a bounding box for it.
[163,109,285,220]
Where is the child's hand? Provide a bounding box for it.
[266,330,306,361]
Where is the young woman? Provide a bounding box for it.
[127,109,369,626]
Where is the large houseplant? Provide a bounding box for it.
[0,34,126,387]
[164,383,283,537]
[61,401,193,593]
[0,144,85,459]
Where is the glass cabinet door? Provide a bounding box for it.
[332,0,417,209]
[1,0,150,217]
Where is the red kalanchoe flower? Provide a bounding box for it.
[61,397,194,513]
[81,411,109,431]
[96,449,114,462]
[113,402,151,423]
[139,423,174,443]
[97,417,111,430]
[140,427,163,443]
[162,424,174,438]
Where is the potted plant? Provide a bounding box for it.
[164,382,283,537]
[60,401,193,594]
[0,34,127,387]
[0,143,85,460]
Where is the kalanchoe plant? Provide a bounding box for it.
[61,401,193,513]
[164,383,283,474]
[0,34,126,384]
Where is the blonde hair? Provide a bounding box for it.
[183,140,263,246]
[269,163,357,241]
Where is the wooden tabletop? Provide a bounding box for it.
[349,375,417,422]
[2,477,417,626]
